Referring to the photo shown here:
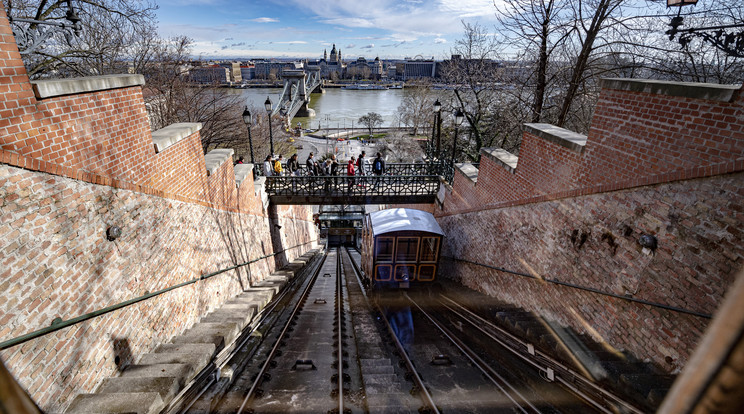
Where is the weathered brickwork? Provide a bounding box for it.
[429,79,744,374]
[0,5,317,412]
[0,163,316,411]
[438,172,743,371]
[443,82,743,214]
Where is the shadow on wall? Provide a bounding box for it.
[111,337,133,373]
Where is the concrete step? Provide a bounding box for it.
[120,363,193,387]
[137,350,212,374]
[65,391,163,414]
[154,342,216,358]
[171,322,240,348]
[96,376,180,401]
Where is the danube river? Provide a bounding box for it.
[228,87,411,130]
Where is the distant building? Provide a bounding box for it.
[346,56,383,80]
[254,60,304,80]
[240,65,255,81]
[189,66,230,84]
[312,44,345,80]
[403,58,437,80]
[218,62,242,83]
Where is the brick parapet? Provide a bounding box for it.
[442,79,744,215]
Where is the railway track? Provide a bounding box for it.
[170,246,640,413]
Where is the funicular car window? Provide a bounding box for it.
[396,237,420,262]
[376,237,395,262]
[420,237,439,262]
[395,264,416,281]
[375,264,392,281]
[418,264,436,281]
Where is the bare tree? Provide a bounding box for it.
[440,22,518,161]
[358,112,383,136]
[6,0,158,78]
[496,0,573,123]
[396,79,435,136]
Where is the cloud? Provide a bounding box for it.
[434,37,447,44]
[251,17,279,23]
[276,41,308,44]
[361,44,374,49]
[346,44,356,49]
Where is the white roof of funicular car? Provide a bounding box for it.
[368,208,444,237]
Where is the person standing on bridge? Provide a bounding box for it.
[263,155,274,177]
[347,156,356,192]
[274,154,284,176]
[372,152,385,189]
[357,151,367,187]
[288,154,300,176]
[305,153,315,176]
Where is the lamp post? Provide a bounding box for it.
[241,107,255,165]
[264,96,274,156]
[451,109,464,168]
[431,99,441,160]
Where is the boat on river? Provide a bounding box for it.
[342,84,388,90]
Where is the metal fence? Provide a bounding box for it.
[265,173,440,198]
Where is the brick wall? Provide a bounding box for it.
[438,172,742,370]
[433,79,744,372]
[0,5,317,412]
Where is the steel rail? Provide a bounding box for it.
[440,296,643,414]
[236,249,330,414]
[342,249,440,414]
[335,248,345,414]
[0,239,320,351]
[165,249,326,414]
[406,293,537,414]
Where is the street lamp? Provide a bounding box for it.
[431,99,442,159]
[264,96,274,156]
[452,109,464,168]
[241,107,255,165]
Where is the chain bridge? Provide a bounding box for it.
[270,66,323,122]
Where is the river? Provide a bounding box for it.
[228,87,412,130]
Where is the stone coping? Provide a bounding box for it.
[455,163,479,183]
[234,164,254,188]
[523,123,587,154]
[600,78,741,103]
[482,147,518,174]
[204,149,234,176]
[152,123,202,153]
[30,74,146,99]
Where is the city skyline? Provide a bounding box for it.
[156,0,503,60]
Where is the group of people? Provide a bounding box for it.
[256,151,386,180]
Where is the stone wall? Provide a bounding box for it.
[438,172,742,370]
[0,5,317,412]
[432,79,743,372]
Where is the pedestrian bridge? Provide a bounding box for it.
[263,163,450,205]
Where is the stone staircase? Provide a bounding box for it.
[63,249,320,414]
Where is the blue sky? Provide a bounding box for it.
[156,0,503,60]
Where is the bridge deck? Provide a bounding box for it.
[265,174,440,205]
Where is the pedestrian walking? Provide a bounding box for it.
[372,152,385,188]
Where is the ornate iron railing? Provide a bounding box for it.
[265,173,440,198]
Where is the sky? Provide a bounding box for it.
[156,0,504,61]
